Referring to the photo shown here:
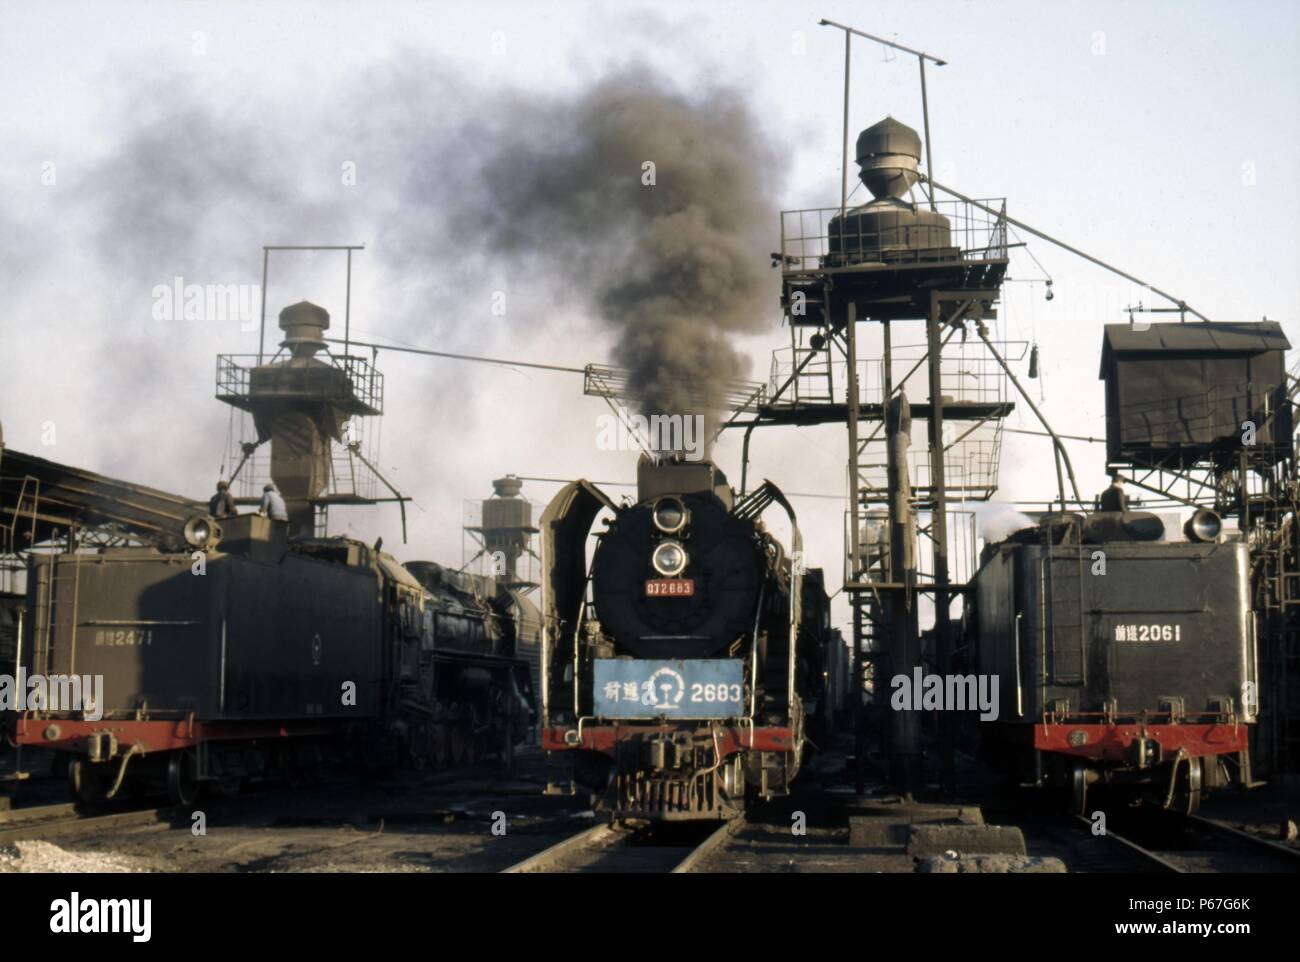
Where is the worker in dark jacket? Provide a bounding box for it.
[209,481,237,518]
[1099,474,1129,513]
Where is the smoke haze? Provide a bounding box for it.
[414,69,782,441]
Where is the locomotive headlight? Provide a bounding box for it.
[183,515,221,550]
[652,496,688,535]
[651,540,688,577]
[1184,509,1222,543]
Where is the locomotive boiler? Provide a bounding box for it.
[965,509,1256,814]
[15,512,535,805]
[539,457,836,821]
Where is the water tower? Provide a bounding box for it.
[214,245,408,539]
[217,299,402,538]
[463,475,539,592]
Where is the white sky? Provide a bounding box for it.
[1,0,1297,636]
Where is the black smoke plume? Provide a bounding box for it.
[422,68,782,444]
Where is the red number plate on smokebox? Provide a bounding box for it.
[645,578,695,598]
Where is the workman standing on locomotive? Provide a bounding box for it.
[209,480,237,518]
[259,482,289,522]
[1099,473,1129,513]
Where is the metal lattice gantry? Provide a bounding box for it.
[723,19,1027,794]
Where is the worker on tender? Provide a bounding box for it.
[209,480,237,518]
[1099,474,1129,513]
[259,482,289,522]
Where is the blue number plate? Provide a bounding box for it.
[593,658,745,719]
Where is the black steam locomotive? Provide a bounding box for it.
[964,509,1255,814]
[15,512,535,805]
[539,457,838,821]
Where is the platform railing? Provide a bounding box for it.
[778,197,1008,273]
[583,363,768,415]
[216,351,384,414]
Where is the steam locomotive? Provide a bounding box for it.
[14,512,535,805]
[538,457,838,821]
[964,509,1255,814]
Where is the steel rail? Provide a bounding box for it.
[0,806,172,846]
[501,818,740,874]
[1072,815,1185,874]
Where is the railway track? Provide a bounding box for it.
[0,802,174,846]
[503,818,739,873]
[1066,810,1300,873]
[1068,815,1184,873]
[1174,814,1300,872]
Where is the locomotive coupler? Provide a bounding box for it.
[87,731,118,763]
[1128,735,1163,769]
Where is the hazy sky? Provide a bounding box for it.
[1,0,1297,635]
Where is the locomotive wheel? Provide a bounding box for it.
[68,759,108,807]
[166,750,200,807]
[1070,763,1089,817]
[1171,757,1202,815]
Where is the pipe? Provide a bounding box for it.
[976,324,1082,505]
[105,743,144,800]
[322,338,586,375]
[924,176,1209,322]
[740,422,757,495]
[919,57,937,211]
[257,248,269,366]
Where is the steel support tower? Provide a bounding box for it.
[731,100,1015,793]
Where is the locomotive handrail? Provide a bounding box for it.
[738,480,804,730]
[748,582,765,720]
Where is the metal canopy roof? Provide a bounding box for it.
[1099,321,1291,377]
[0,448,204,550]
